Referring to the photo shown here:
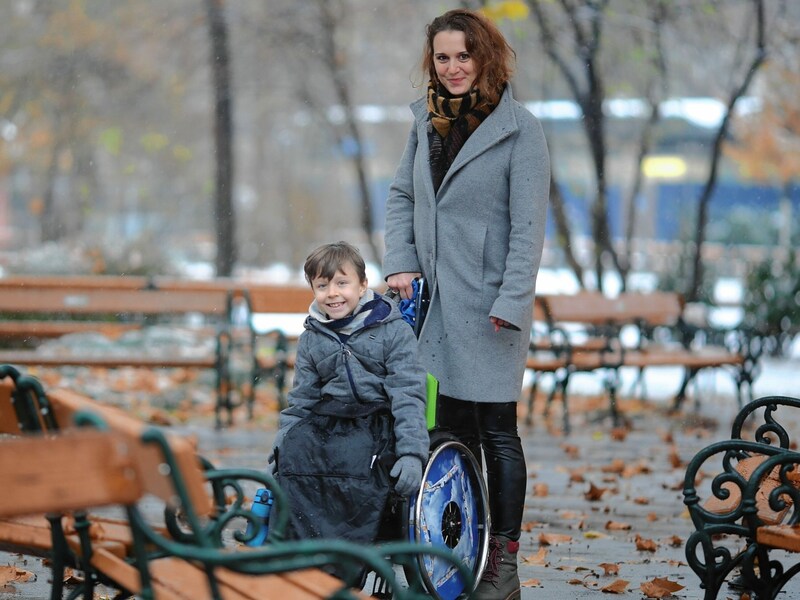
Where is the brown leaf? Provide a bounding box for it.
[533,483,549,497]
[601,579,629,594]
[647,512,658,522]
[584,482,607,501]
[601,458,626,474]
[520,578,542,588]
[539,532,573,546]
[521,520,545,532]
[635,534,658,552]
[0,566,34,585]
[569,468,586,483]
[522,547,548,566]
[633,496,651,505]
[605,520,631,531]
[609,427,628,441]
[561,443,580,458]
[667,534,683,547]
[598,562,619,576]
[640,577,685,598]
[668,447,683,469]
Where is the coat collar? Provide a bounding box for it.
[410,85,519,196]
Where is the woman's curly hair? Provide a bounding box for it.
[421,9,516,104]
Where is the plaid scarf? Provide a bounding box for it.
[427,80,495,192]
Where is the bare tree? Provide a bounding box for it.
[686,0,766,302]
[206,0,237,276]
[527,0,619,292]
[618,1,669,290]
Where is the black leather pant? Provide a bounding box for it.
[437,394,526,540]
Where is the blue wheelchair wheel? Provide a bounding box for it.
[406,438,490,600]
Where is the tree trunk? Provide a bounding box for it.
[206,0,237,277]
[549,169,584,287]
[319,1,380,264]
[687,0,766,302]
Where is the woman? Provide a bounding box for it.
[383,8,550,600]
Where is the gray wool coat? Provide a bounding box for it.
[383,85,550,404]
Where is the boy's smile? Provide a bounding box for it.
[311,262,367,320]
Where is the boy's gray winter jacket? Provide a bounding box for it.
[273,292,429,542]
[276,292,429,464]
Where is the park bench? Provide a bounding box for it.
[0,275,265,427]
[683,395,800,599]
[525,290,760,431]
[0,365,472,599]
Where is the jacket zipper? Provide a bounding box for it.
[340,343,361,402]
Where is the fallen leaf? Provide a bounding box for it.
[609,427,628,441]
[0,565,34,585]
[633,496,651,505]
[647,512,658,522]
[598,563,619,576]
[668,447,683,469]
[569,469,586,483]
[585,482,607,501]
[605,520,632,531]
[533,483,549,497]
[561,443,580,458]
[667,534,683,547]
[539,533,573,546]
[601,579,629,593]
[601,459,626,474]
[635,534,658,552]
[584,530,609,539]
[521,578,542,588]
[521,520,545,532]
[640,577,685,598]
[522,547,548,565]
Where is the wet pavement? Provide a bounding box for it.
[3,358,800,599]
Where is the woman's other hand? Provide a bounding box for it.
[490,316,510,332]
[387,272,422,300]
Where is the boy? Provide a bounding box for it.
[272,241,429,544]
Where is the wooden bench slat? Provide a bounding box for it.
[757,524,800,552]
[0,351,218,369]
[0,431,142,518]
[91,548,190,600]
[0,288,229,315]
[0,321,142,339]
[0,379,21,435]
[0,517,54,557]
[46,388,212,516]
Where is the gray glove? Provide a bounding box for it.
[390,456,423,496]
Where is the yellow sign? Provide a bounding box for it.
[642,156,687,179]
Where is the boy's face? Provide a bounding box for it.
[310,262,368,320]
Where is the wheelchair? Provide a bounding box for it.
[371,375,491,600]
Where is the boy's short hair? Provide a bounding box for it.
[303,241,367,285]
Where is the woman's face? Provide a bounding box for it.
[432,30,476,96]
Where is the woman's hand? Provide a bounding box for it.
[387,272,422,300]
[490,316,511,332]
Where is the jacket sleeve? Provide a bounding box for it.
[490,110,550,328]
[383,124,423,279]
[383,320,429,463]
[275,332,320,450]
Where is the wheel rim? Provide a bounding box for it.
[408,440,490,600]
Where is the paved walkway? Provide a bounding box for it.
[3,358,800,598]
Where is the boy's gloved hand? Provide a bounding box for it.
[390,456,423,496]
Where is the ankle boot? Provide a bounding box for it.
[472,535,520,600]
